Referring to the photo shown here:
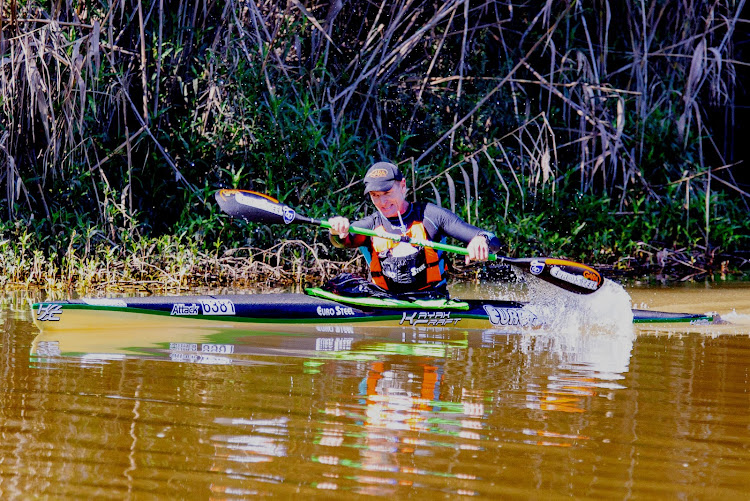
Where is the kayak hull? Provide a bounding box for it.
[32,293,536,332]
[31,292,715,333]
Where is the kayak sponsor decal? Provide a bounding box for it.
[316,305,356,317]
[483,305,539,327]
[529,259,545,275]
[282,206,296,224]
[200,344,235,354]
[170,300,236,316]
[400,311,461,327]
[37,303,63,321]
[316,325,355,334]
[171,303,200,316]
[200,299,236,315]
[549,266,600,290]
[83,299,128,307]
[315,337,354,351]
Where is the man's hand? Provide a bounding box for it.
[328,217,351,239]
[466,235,489,264]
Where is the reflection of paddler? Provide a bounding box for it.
[420,365,439,404]
[360,361,443,434]
[365,361,385,396]
[361,361,442,407]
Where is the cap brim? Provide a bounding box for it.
[363,179,397,195]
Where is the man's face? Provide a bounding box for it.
[369,179,407,218]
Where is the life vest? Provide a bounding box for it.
[369,222,442,291]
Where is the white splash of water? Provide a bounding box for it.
[517,275,636,379]
[721,309,750,326]
[522,276,633,334]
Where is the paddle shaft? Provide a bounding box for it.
[308,217,601,293]
[315,219,499,261]
[301,217,602,293]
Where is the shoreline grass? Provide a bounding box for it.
[2,223,747,293]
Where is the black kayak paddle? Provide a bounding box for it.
[215,189,604,294]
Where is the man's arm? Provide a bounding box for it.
[425,204,502,261]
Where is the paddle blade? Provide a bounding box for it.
[215,189,312,225]
[508,257,604,294]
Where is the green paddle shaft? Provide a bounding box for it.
[320,220,499,261]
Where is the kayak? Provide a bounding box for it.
[31,288,716,333]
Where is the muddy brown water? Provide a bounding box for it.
[2,281,750,498]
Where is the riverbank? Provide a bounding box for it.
[3,231,747,293]
[0,235,347,292]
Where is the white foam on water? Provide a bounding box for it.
[515,275,636,379]
[521,276,633,334]
[721,309,750,325]
[480,280,528,303]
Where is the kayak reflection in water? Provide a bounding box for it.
[328,162,502,299]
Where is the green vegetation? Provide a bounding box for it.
[1,0,748,290]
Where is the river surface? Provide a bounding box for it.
[2,281,750,498]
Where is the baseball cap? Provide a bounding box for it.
[363,162,403,195]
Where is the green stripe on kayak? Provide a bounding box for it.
[633,315,714,324]
[304,287,470,310]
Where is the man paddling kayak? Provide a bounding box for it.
[328,162,501,296]
[215,185,604,295]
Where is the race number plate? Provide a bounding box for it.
[200,299,236,316]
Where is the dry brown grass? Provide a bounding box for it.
[0,232,364,291]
